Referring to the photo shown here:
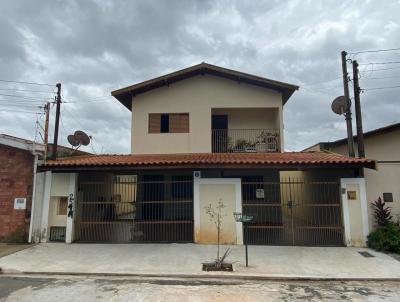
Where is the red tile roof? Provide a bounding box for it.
[41,152,376,169]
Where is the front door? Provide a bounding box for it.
[212,115,228,152]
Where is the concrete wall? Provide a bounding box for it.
[131,75,283,154]
[326,128,400,230]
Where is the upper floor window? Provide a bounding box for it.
[148,113,189,133]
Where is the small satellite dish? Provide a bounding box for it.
[67,134,80,147]
[74,130,91,146]
[331,96,349,115]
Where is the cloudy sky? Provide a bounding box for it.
[1,0,399,154]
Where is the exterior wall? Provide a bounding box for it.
[45,173,71,241]
[48,197,67,227]
[0,144,33,242]
[194,178,242,245]
[326,128,400,230]
[131,75,283,154]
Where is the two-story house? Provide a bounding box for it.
[35,63,375,247]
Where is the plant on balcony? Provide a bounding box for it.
[256,131,278,152]
[234,139,254,152]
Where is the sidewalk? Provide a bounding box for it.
[1,243,400,280]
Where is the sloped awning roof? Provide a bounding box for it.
[111,63,299,110]
[40,151,376,171]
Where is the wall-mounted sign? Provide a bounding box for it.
[256,189,264,199]
[347,191,357,200]
[14,198,26,210]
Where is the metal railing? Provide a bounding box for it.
[242,178,344,246]
[74,176,193,243]
[212,129,280,153]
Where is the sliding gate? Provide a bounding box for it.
[74,175,193,243]
[242,178,344,246]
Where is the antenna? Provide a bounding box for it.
[66,130,91,149]
[331,96,349,115]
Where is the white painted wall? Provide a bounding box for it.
[131,75,283,154]
[194,178,243,245]
[341,178,369,247]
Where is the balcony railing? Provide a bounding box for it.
[212,129,280,153]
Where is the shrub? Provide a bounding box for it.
[367,222,400,253]
[371,197,392,227]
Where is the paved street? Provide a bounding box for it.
[0,275,399,301]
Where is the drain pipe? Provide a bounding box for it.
[28,149,39,243]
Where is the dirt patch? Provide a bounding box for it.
[202,262,233,272]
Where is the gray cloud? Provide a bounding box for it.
[0,0,399,153]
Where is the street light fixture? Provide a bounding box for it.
[233,212,254,267]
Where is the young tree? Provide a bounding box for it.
[372,197,392,227]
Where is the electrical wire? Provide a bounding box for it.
[0,93,53,100]
[348,47,400,55]
[359,61,400,66]
[0,79,54,86]
[363,85,400,91]
[0,108,42,114]
[0,87,55,94]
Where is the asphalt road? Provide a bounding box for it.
[0,275,399,301]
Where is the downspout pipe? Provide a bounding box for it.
[28,145,39,243]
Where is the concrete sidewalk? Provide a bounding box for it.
[1,243,400,280]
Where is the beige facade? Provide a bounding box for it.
[308,126,400,230]
[131,75,283,154]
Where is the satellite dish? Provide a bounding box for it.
[331,96,349,115]
[74,130,91,146]
[67,134,80,147]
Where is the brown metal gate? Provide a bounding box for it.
[242,178,344,246]
[74,175,193,243]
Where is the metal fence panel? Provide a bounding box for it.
[75,175,193,243]
[242,178,344,246]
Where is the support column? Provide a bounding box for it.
[341,178,369,247]
[65,173,77,243]
[40,171,52,242]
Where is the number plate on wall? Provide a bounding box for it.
[14,198,26,210]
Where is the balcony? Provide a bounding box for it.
[212,129,280,153]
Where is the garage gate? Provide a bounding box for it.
[74,175,193,243]
[242,178,344,246]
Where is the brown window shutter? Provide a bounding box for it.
[169,113,189,133]
[148,114,161,133]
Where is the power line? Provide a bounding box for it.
[0,93,53,100]
[360,66,400,73]
[0,108,42,114]
[348,47,400,55]
[0,79,54,86]
[0,87,55,94]
[363,85,400,91]
[360,61,400,66]
[360,75,400,80]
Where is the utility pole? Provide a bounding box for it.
[352,60,365,158]
[52,83,61,159]
[341,51,355,157]
[44,102,50,158]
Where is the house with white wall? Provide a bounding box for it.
[34,63,375,247]
[305,122,400,231]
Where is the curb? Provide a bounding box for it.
[2,270,400,282]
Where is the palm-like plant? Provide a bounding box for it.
[371,197,392,227]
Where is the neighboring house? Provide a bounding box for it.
[0,134,89,243]
[37,63,375,247]
[304,122,400,230]
[0,134,45,242]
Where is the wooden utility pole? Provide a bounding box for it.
[44,102,50,158]
[341,51,355,157]
[52,83,61,159]
[352,60,365,158]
